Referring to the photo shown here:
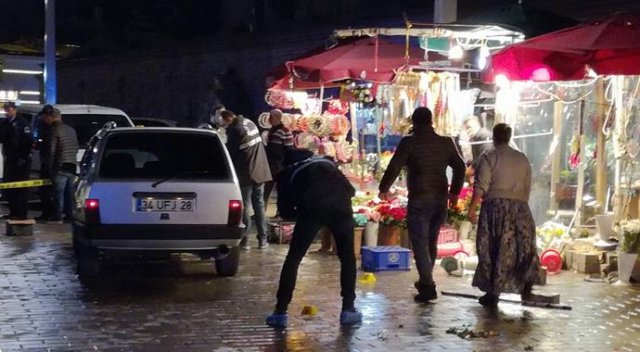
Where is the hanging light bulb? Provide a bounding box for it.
[448,45,464,60]
[477,46,490,69]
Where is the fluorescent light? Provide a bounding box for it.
[20,91,41,96]
[19,100,41,105]
[478,46,490,70]
[3,69,44,75]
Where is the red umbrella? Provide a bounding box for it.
[288,37,432,83]
[485,12,640,81]
[268,73,340,91]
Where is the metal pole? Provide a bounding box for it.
[575,100,586,227]
[44,0,57,104]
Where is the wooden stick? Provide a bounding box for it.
[440,291,572,310]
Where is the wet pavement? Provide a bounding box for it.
[0,221,639,351]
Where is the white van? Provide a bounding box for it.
[2,104,135,178]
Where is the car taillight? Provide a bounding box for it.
[228,200,242,226]
[85,199,100,224]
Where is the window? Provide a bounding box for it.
[99,132,231,180]
[61,114,132,147]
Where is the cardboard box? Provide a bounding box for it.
[571,252,601,273]
[6,219,35,236]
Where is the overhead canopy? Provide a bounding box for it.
[485,12,640,81]
[268,73,340,90]
[457,3,577,38]
[287,37,433,84]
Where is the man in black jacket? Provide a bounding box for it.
[379,107,466,303]
[1,102,33,220]
[266,149,361,328]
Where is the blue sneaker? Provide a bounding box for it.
[340,310,362,325]
[266,313,288,328]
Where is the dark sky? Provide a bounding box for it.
[2,0,640,47]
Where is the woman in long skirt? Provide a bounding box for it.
[468,123,543,307]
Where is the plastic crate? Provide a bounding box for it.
[361,246,412,272]
[438,227,459,244]
[436,241,464,258]
[268,222,295,244]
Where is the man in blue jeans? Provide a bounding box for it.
[220,110,272,249]
[266,149,361,328]
[378,107,465,303]
[42,106,79,223]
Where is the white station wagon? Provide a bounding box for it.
[72,126,244,278]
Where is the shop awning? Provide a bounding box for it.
[484,12,640,81]
[268,73,340,90]
[287,37,433,84]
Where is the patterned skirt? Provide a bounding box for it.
[472,198,543,295]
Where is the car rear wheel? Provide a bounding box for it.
[75,241,101,279]
[215,246,240,277]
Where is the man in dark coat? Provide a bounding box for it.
[263,108,294,209]
[221,110,272,249]
[379,107,466,303]
[1,101,33,220]
[43,107,79,223]
[36,106,54,221]
[265,148,361,328]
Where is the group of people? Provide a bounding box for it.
[218,104,541,326]
[1,102,78,224]
[214,107,294,250]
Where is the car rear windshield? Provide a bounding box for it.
[99,132,231,180]
[62,114,132,147]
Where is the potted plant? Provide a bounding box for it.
[352,212,369,258]
[615,219,640,286]
[375,203,407,246]
[556,169,578,208]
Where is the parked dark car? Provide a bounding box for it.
[131,117,178,128]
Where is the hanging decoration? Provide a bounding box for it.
[341,81,377,104]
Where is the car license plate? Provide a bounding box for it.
[135,198,195,212]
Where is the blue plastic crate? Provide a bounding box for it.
[361,246,411,272]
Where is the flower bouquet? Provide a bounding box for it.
[619,219,640,254]
[535,221,567,251]
[615,219,640,286]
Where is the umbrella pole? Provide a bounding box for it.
[575,99,586,228]
[550,101,564,213]
[613,75,625,222]
[374,35,379,73]
[319,83,325,114]
[595,77,608,211]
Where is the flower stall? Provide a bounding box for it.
[264,22,524,260]
[479,12,640,283]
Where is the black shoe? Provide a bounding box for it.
[414,281,438,303]
[520,283,533,302]
[479,293,499,307]
[45,217,63,224]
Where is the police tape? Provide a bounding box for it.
[0,179,52,189]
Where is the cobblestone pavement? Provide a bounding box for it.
[0,221,639,352]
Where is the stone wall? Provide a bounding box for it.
[57,28,333,125]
